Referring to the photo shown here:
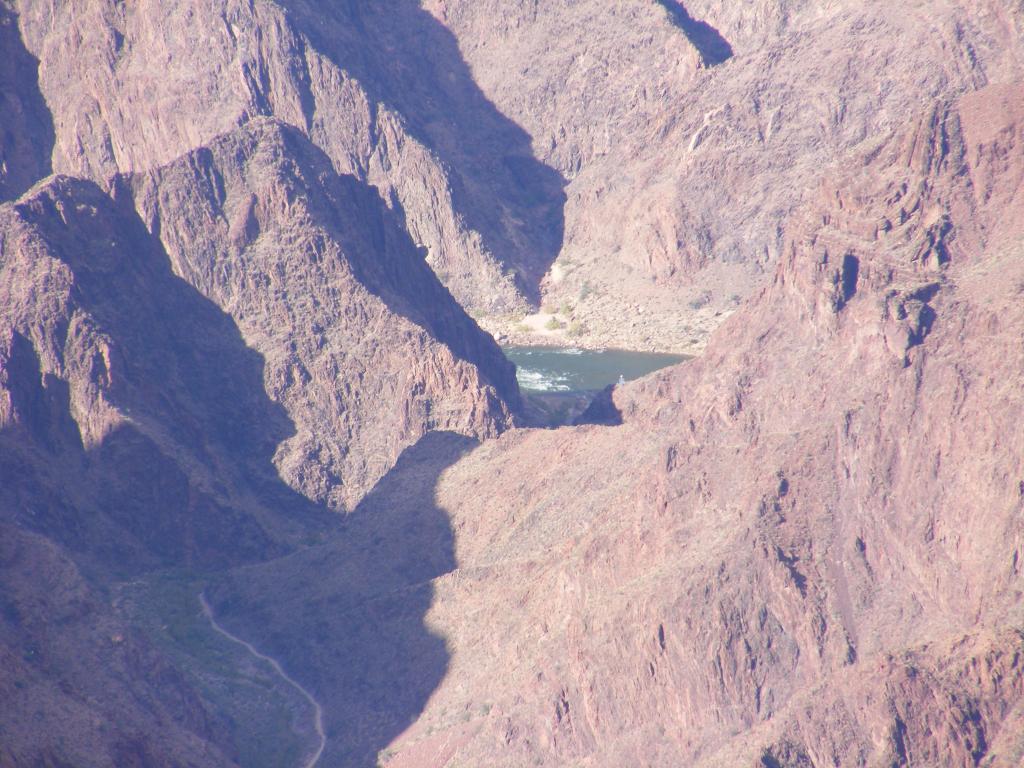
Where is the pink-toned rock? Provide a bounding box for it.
[128,118,519,509]
[435,0,1024,349]
[0,5,51,202]
[2,4,1024,768]
[10,0,565,312]
[266,76,1024,768]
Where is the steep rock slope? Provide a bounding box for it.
[209,431,479,767]
[129,118,518,509]
[3,4,1024,767]
[0,134,520,757]
[10,0,565,311]
[0,150,518,758]
[434,0,1024,350]
[405,80,1024,766]
[0,523,237,768]
[434,81,1024,766]
[0,4,52,202]
[212,80,1024,766]
[11,1,1023,351]
[0,176,313,765]
[1,119,520,522]
[0,176,300,568]
[1,6,537,761]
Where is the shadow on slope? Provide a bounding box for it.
[0,177,333,572]
[574,384,624,426]
[261,123,522,410]
[209,431,477,767]
[0,6,55,202]
[655,0,733,65]
[1,175,473,763]
[280,0,567,301]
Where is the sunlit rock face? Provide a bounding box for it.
[1,1,1023,767]
[339,81,1024,766]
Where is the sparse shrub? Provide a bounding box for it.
[559,300,574,316]
[578,281,593,300]
[688,290,713,310]
[545,316,566,331]
[513,323,532,334]
[567,321,587,338]
[541,302,558,315]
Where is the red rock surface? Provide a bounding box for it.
[440,0,1024,350]
[128,118,519,509]
[357,80,1024,767]
[0,156,518,760]
[0,2,1023,767]
[14,0,1020,351]
[9,0,565,312]
[212,77,1024,767]
[0,5,52,202]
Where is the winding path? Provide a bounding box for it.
[199,592,326,768]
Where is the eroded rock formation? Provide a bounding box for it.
[11,0,565,312]
[1,2,1023,767]
[209,77,1024,767]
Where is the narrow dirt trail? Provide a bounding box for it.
[199,592,326,768]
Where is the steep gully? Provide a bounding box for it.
[199,592,326,768]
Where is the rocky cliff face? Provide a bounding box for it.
[0,175,290,764]
[11,0,1018,351]
[435,0,1024,350]
[1,176,294,568]
[10,0,565,312]
[0,29,524,757]
[0,4,51,202]
[129,117,518,509]
[209,75,1024,767]
[384,80,1024,766]
[2,2,1024,767]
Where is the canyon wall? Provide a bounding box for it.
[10,0,566,312]
[209,75,1024,767]
[379,78,1024,766]
[1,2,1023,766]
[436,0,1023,350]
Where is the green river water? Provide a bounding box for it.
[503,346,689,393]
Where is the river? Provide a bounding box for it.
[503,346,690,394]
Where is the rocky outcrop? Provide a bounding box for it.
[208,79,1024,767]
[11,0,1020,351]
[10,0,565,312]
[0,176,296,569]
[0,139,521,765]
[128,118,518,509]
[436,0,1024,350]
[2,4,1023,768]
[1,125,520,548]
[0,5,52,202]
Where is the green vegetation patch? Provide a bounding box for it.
[116,570,308,768]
